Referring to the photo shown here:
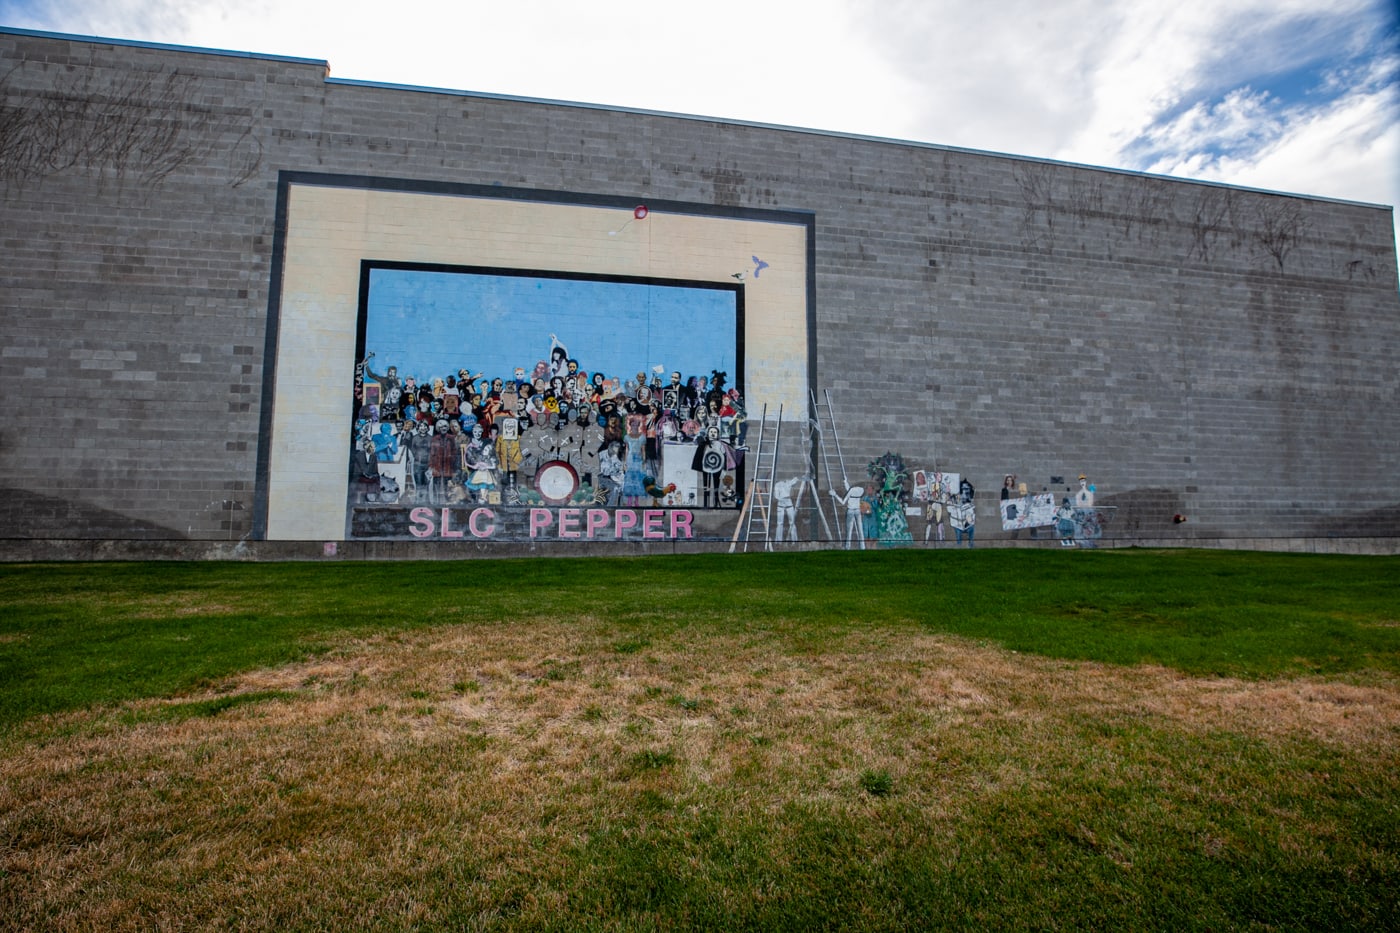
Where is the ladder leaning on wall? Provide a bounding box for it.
[729,404,781,553]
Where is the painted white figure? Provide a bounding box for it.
[773,475,805,542]
[830,485,867,550]
[1075,474,1095,507]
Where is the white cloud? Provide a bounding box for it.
[7,0,1397,248]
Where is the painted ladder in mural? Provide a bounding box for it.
[731,405,780,552]
[730,396,839,551]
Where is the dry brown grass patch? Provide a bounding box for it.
[5,622,1398,930]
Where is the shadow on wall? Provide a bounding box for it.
[1096,487,1189,540]
[0,487,182,540]
[1309,503,1400,538]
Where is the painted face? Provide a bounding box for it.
[471,424,483,440]
[385,387,400,405]
[566,360,578,375]
[492,378,503,392]
[386,366,397,378]
[671,371,681,386]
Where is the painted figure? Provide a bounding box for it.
[428,420,457,504]
[495,417,523,487]
[407,421,432,501]
[597,441,625,506]
[548,334,570,379]
[463,424,498,502]
[621,417,649,506]
[773,475,804,542]
[1056,497,1077,546]
[372,423,399,462]
[1001,474,1019,539]
[1075,474,1095,507]
[690,425,725,508]
[866,452,913,547]
[949,491,976,548]
[362,353,402,398]
[925,495,945,542]
[830,485,868,550]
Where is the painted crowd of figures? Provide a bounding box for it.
[349,336,746,510]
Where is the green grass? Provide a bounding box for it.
[2,549,1398,931]
[2,550,1397,728]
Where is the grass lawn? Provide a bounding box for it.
[2,549,1398,930]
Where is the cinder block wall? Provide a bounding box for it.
[1,28,1396,545]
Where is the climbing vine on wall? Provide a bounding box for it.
[0,59,258,188]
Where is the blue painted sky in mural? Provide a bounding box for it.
[363,268,738,387]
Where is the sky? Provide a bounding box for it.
[3,0,1398,249]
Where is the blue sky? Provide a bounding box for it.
[3,0,1396,247]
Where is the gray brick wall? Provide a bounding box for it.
[1,28,1396,544]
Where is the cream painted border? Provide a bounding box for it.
[265,184,810,541]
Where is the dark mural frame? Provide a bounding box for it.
[346,261,749,539]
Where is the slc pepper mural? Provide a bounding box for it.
[346,264,746,541]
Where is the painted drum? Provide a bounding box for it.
[535,459,579,505]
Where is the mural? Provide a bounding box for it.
[999,473,1113,546]
[912,470,961,544]
[867,452,914,548]
[347,263,745,540]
